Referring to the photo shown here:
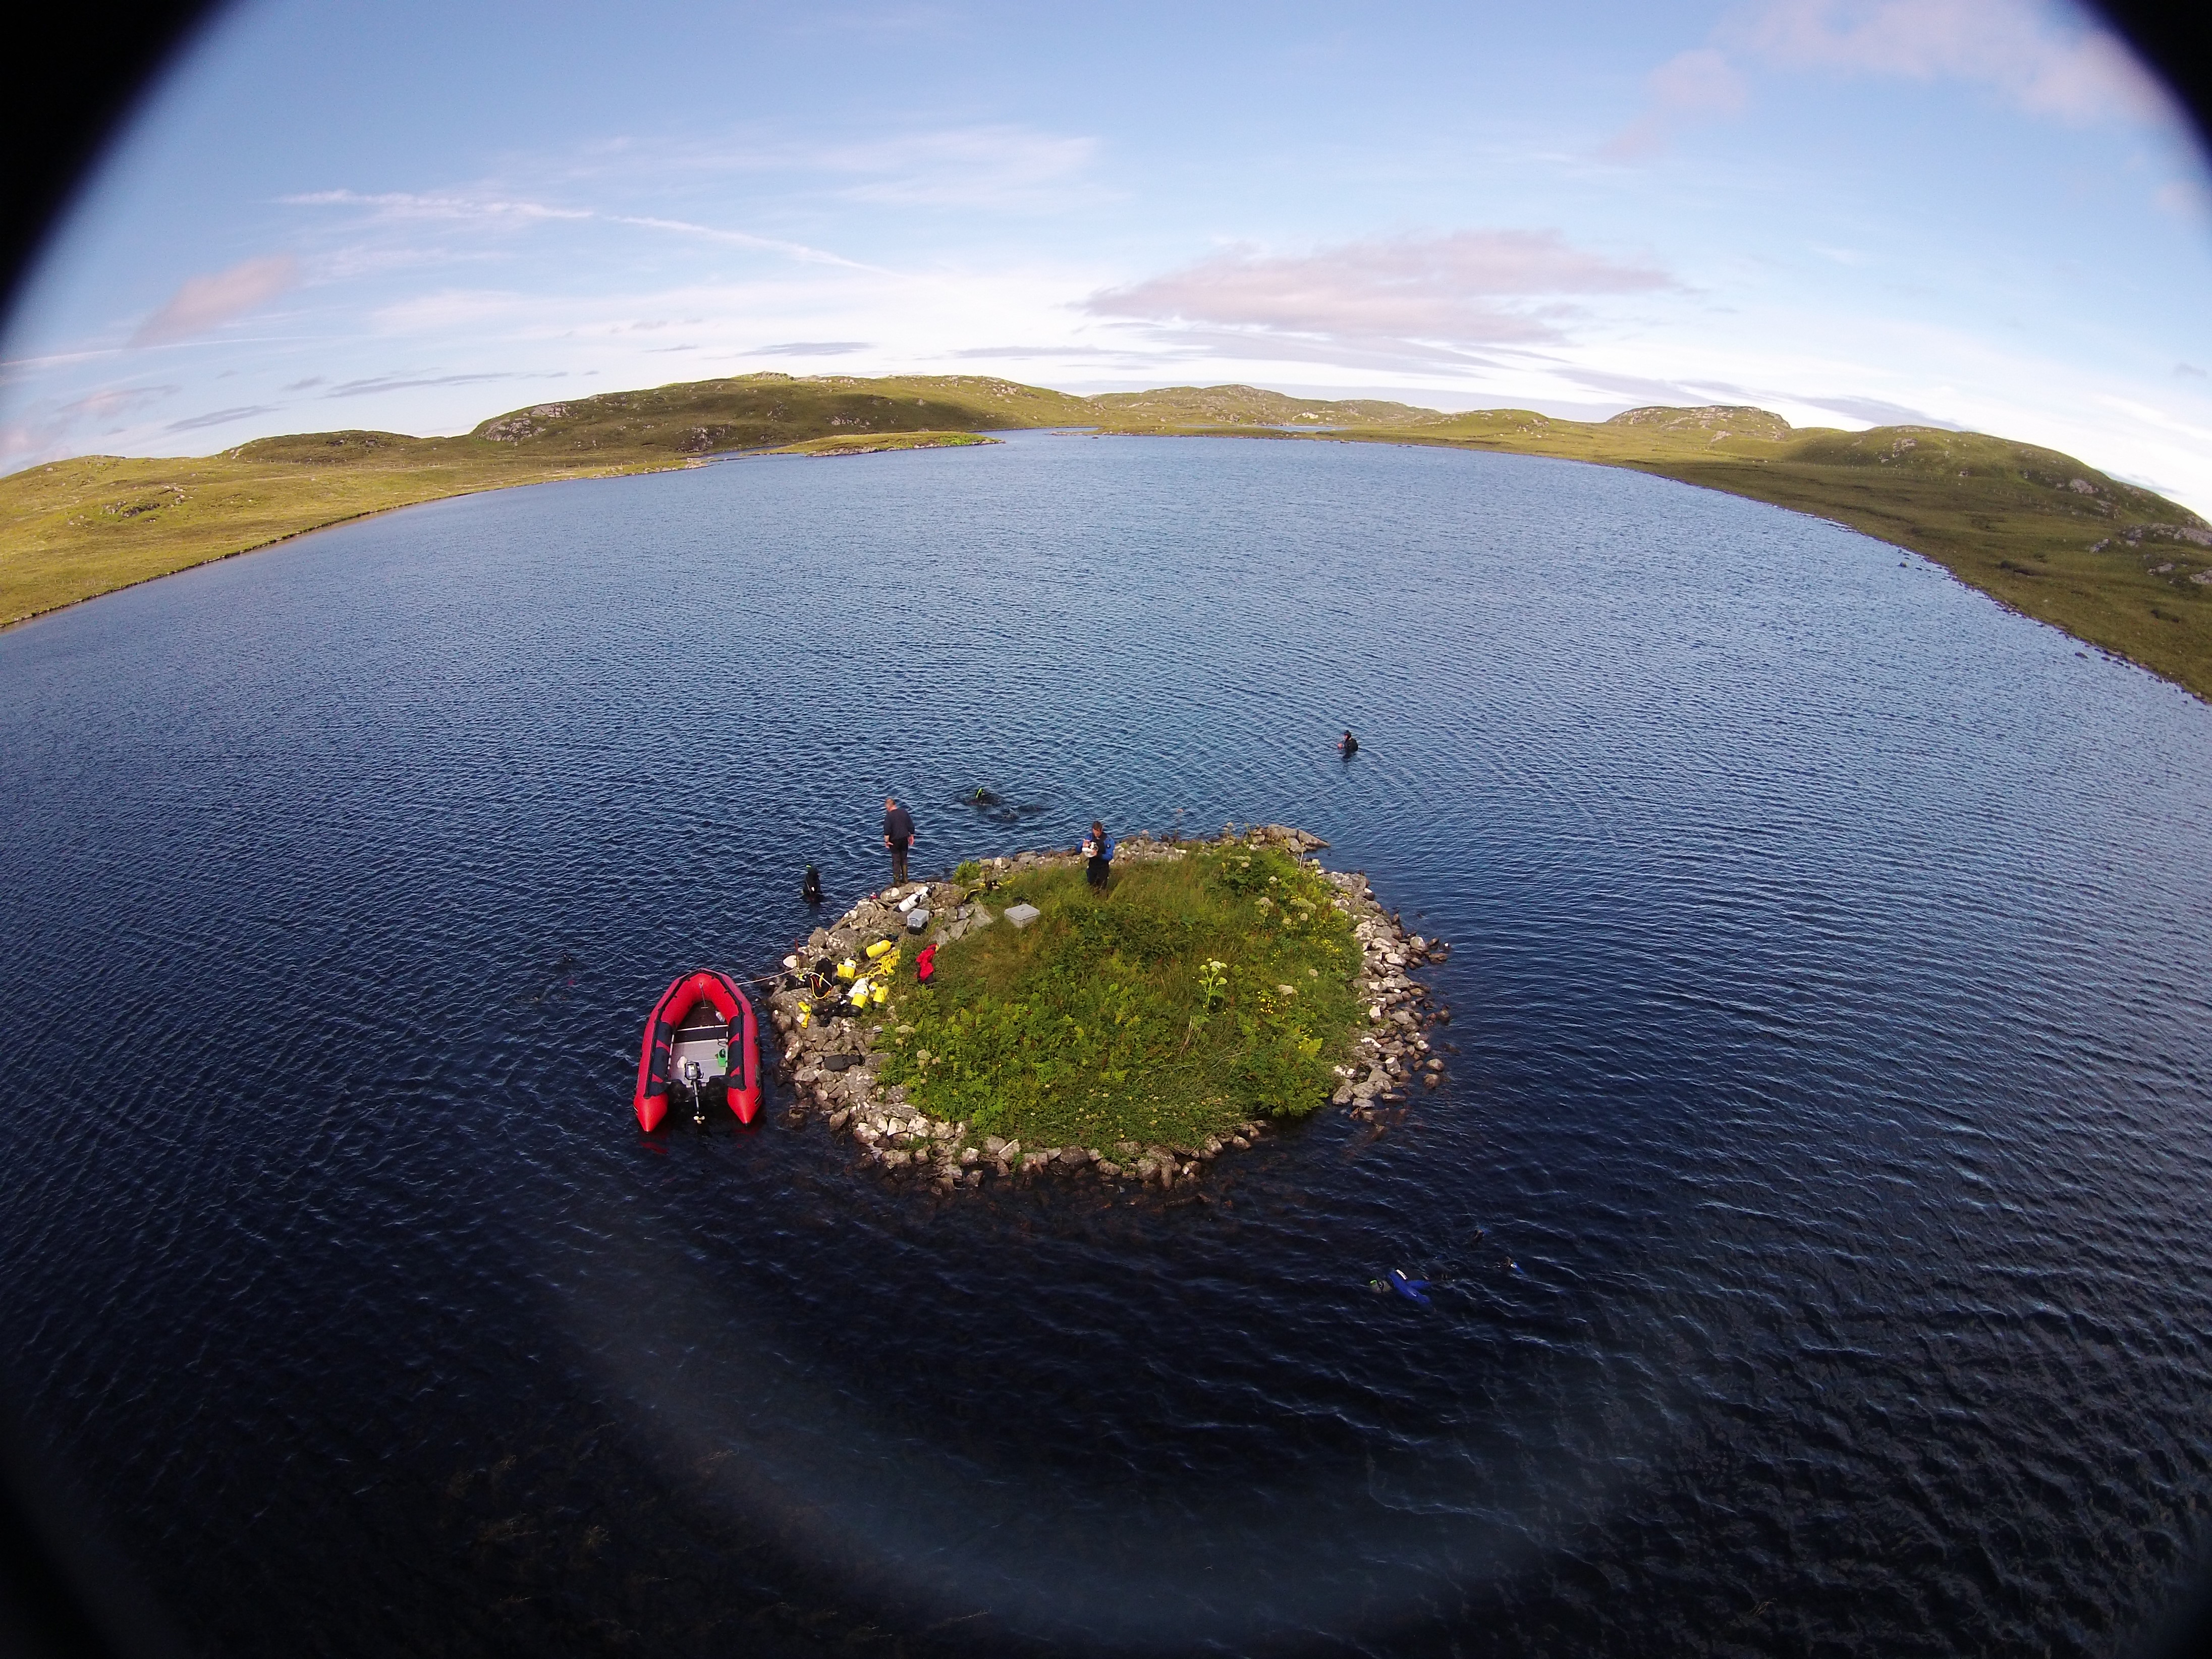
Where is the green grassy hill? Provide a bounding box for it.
[4,372,2206,699]
[1084,384,1451,429]
[459,372,1094,458]
[0,375,1082,624]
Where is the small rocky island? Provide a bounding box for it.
[766,825,1452,1192]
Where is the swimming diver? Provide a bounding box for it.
[1339,730,1359,758]
[1387,1269,1432,1306]
[802,864,824,906]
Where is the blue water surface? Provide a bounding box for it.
[3,432,2209,1656]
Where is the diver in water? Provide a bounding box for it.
[801,864,824,906]
[1339,730,1359,758]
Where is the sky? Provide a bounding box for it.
[5,0,2212,511]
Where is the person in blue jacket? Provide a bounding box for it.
[1084,820,1115,891]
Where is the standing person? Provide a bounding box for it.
[883,796,917,887]
[1084,820,1114,891]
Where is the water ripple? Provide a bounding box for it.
[3,434,2211,1655]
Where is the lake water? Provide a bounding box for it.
[4,432,2210,1657]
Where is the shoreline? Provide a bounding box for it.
[8,376,2202,702]
[765,824,1454,1194]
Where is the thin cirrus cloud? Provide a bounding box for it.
[750,341,872,356]
[1798,393,1964,427]
[284,190,863,267]
[282,188,593,224]
[1608,0,2179,157]
[812,126,1100,209]
[129,254,300,346]
[1086,231,1676,347]
[658,125,1101,211]
[322,370,566,399]
[165,404,283,432]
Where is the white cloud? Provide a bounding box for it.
[1797,393,1964,426]
[0,382,184,468]
[1608,0,2181,158]
[2154,179,2209,219]
[1606,48,1749,158]
[2090,391,2212,450]
[61,384,181,422]
[1729,0,2177,125]
[1086,231,1675,347]
[129,255,300,346]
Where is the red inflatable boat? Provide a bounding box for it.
[634,969,761,1131]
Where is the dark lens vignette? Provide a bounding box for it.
[0,7,2206,1657]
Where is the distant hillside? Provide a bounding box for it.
[1608,404,1794,441]
[0,375,1086,626]
[458,372,1094,458]
[1084,384,1451,428]
[4,376,2206,699]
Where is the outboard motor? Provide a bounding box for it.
[633,968,762,1131]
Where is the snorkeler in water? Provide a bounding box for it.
[1369,1269,1431,1306]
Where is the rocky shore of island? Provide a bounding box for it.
[763,824,1453,1193]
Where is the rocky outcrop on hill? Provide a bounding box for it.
[1606,405,1794,441]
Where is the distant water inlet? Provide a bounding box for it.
[3,433,2210,1657]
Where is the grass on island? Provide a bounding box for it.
[7,373,2209,703]
[875,844,1362,1150]
[760,430,1001,458]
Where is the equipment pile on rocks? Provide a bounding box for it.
[764,825,1452,1195]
